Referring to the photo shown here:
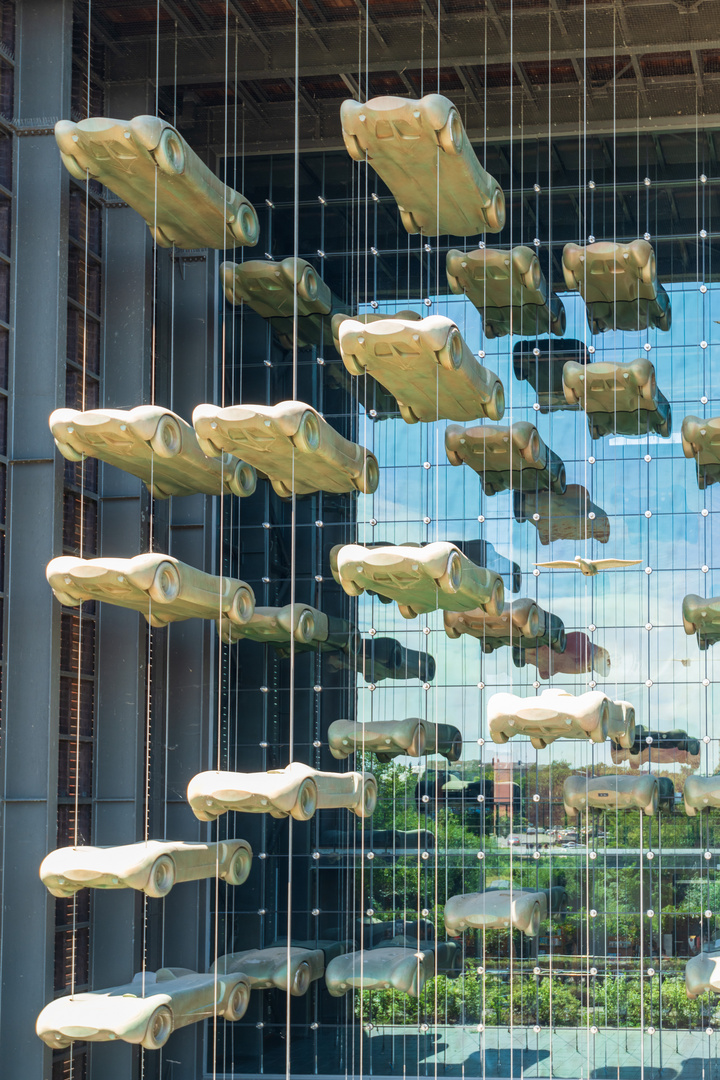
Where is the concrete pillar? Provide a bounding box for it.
[0,1,73,1074]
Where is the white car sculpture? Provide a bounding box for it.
[682,594,720,651]
[682,415,720,490]
[487,688,612,749]
[444,598,566,656]
[187,762,377,822]
[337,314,505,424]
[330,541,504,620]
[562,239,671,333]
[221,258,350,349]
[446,246,566,338]
[535,555,641,577]
[686,951,720,998]
[36,966,251,1050]
[562,358,671,440]
[684,776,720,816]
[563,773,658,818]
[445,422,566,497]
[39,839,252,899]
[445,889,550,938]
[220,602,355,658]
[340,94,505,236]
[213,945,328,996]
[50,406,257,499]
[192,400,378,497]
[325,942,459,998]
[55,115,259,250]
[46,553,255,630]
[327,718,462,763]
[514,485,611,546]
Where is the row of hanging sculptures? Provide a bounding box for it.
[45,101,720,1055]
[54,104,671,338]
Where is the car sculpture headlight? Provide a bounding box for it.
[445,422,566,497]
[187,762,377,822]
[39,839,252,898]
[337,314,504,424]
[563,773,659,818]
[330,541,504,620]
[327,718,462,762]
[488,688,612,749]
[55,115,258,249]
[514,485,610,546]
[192,400,378,498]
[36,967,251,1050]
[446,246,566,338]
[325,942,459,998]
[562,358,671,440]
[340,94,505,236]
[46,553,255,630]
[682,414,720,490]
[50,406,257,499]
[562,239,671,333]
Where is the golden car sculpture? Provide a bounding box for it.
[562,239,671,333]
[50,405,256,499]
[221,257,351,349]
[446,246,566,338]
[340,94,505,236]
[337,314,504,424]
[445,421,567,496]
[55,115,258,250]
[562,358,671,440]
[193,400,379,497]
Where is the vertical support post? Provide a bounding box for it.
[0,1,73,1074]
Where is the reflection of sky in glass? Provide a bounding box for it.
[350,281,720,771]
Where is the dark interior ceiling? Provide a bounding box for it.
[81,0,720,156]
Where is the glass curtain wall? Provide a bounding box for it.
[211,133,720,1080]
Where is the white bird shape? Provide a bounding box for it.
[534,555,642,577]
